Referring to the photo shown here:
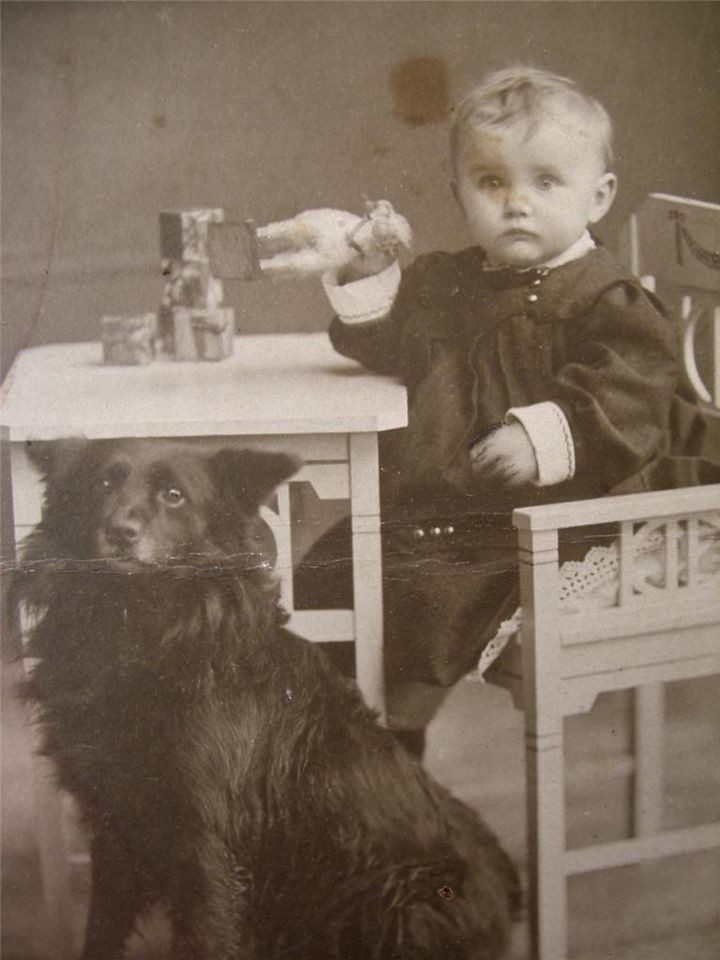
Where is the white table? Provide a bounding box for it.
[1,331,407,714]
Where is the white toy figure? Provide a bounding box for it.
[255,199,412,277]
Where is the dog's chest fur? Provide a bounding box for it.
[27,574,280,825]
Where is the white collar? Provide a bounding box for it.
[539,231,596,270]
[483,231,596,272]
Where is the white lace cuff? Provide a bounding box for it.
[321,260,401,324]
[506,401,576,486]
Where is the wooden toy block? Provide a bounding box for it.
[207,220,261,280]
[172,307,235,361]
[161,259,224,309]
[101,314,157,365]
[159,208,225,262]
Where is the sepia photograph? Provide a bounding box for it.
[1,2,719,958]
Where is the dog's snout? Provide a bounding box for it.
[105,516,143,548]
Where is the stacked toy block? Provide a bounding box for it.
[158,208,235,360]
[101,313,157,365]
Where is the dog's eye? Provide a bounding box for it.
[159,487,185,507]
[98,477,112,492]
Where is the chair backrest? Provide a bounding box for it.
[618,193,720,409]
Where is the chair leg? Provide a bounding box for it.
[633,683,665,837]
[516,524,566,958]
[525,722,567,960]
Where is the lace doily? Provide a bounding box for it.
[473,525,720,680]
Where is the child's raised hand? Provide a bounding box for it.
[469,422,538,485]
[337,247,396,284]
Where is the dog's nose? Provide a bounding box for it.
[105,518,142,548]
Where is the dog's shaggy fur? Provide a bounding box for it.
[16,439,520,960]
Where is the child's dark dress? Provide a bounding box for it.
[297,245,719,688]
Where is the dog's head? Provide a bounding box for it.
[26,439,300,572]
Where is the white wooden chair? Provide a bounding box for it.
[486,486,720,959]
[619,192,720,411]
[484,194,720,959]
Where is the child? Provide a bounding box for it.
[298,67,717,755]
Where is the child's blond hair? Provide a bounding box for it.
[450,66,614,174]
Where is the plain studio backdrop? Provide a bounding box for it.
[2,1,719,380]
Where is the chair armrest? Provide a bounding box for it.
[512,484,720,533]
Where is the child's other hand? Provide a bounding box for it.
[469,422,538,485]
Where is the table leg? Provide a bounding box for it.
[348,433,385,721]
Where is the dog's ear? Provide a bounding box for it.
[25,438,92,479]
[209,449,302,508]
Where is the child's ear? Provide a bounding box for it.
[209,449,302,508]
[588,172,618,224]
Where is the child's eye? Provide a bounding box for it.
[536,175,559,191]
[478,175,502,191]
[159,487,185,508]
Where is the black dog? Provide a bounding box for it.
[16,439,519,960]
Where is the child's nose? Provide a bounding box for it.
[503,189,531,216]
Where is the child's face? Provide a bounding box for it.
[453,114,617,268]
